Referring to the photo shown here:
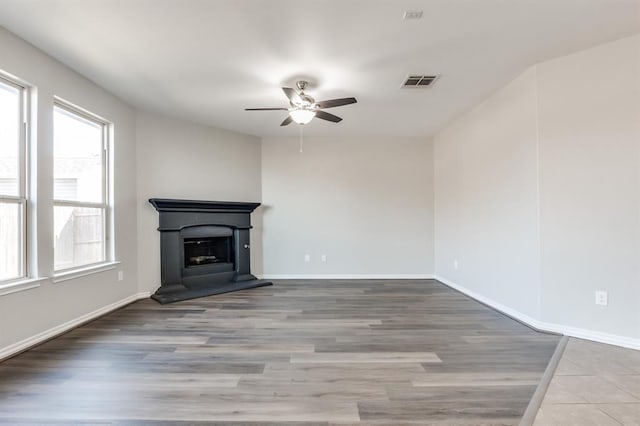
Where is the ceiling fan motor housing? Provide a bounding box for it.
[292,81,315,106]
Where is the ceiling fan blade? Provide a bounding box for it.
[315,110,342,123]
[280,116,293,126]
[314,97,357,109]
[282,87,302,104]
[245,107,288,111]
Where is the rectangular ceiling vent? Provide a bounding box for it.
[402,75,438,88]
[403,10,423,20]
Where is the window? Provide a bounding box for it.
[0,76,27,282]
[53,101,109,272]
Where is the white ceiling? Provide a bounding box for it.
[0,0,639,138]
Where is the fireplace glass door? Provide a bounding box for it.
[183,236,232,268]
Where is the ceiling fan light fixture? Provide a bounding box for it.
[289,108,316,125]
[245,82,356,126]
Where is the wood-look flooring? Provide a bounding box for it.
[0,279,560,424]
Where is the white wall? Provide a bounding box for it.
[135,110,262,294]
[261,136,434,277]
[434,34,640,346]
[537,35,640,340]
[434,68,541,319]
[0,27,138,354]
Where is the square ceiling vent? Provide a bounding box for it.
[402,75,439,88]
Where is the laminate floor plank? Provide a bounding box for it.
[0,279,560,424]
[290,352,441,364]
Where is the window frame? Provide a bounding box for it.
[0,74,28,284]
[52,99,111,274]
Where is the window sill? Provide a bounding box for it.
[52,261,121,284]
[0,277,48,297]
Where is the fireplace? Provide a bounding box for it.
[149,199,272,304]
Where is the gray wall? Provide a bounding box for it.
[434,68,541,319]
[261,136,434,277]
[135,110,263,294]
[434,34,640,344]
[537,35,640,339]
[0,26,139,353]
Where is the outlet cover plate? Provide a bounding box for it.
[595,291,608,306]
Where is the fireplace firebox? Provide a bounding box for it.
[183,225,233,269]
[184,237,231,268]
[149,199,272,304]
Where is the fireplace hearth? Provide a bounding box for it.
[149,198,272,304]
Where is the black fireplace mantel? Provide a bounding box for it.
[149,198,272,304]
[149,198,261,214]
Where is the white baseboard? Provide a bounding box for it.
[434,275,543,327]
[434,275,640,351]
[540,322,640,351]
[260,274,436,280]
[0,291,151,361]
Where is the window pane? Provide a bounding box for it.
[0,81,20,197]
[54,205,105,270]
[0,201,24,280]
[54,107,103,202]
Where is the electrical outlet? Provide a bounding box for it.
[304,254,310,263]
[118,270,124,281]
[595,291,608,306]
[453,259,459,270]
[321,255,327,263]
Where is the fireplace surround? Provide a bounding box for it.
[149,198,272,304]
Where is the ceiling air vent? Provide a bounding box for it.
[402,75,438,88]
[403,10,423,20]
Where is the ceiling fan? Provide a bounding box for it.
[245,81,357,126]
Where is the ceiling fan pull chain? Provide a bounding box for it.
[299,124,304,153]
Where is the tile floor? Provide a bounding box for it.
[534,338,640,425]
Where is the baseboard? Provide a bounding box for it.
[0,291,151,361]
[260,274,436,280]
[435,275,640,351]
[434,275,545,330]
[543,322,640,351]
